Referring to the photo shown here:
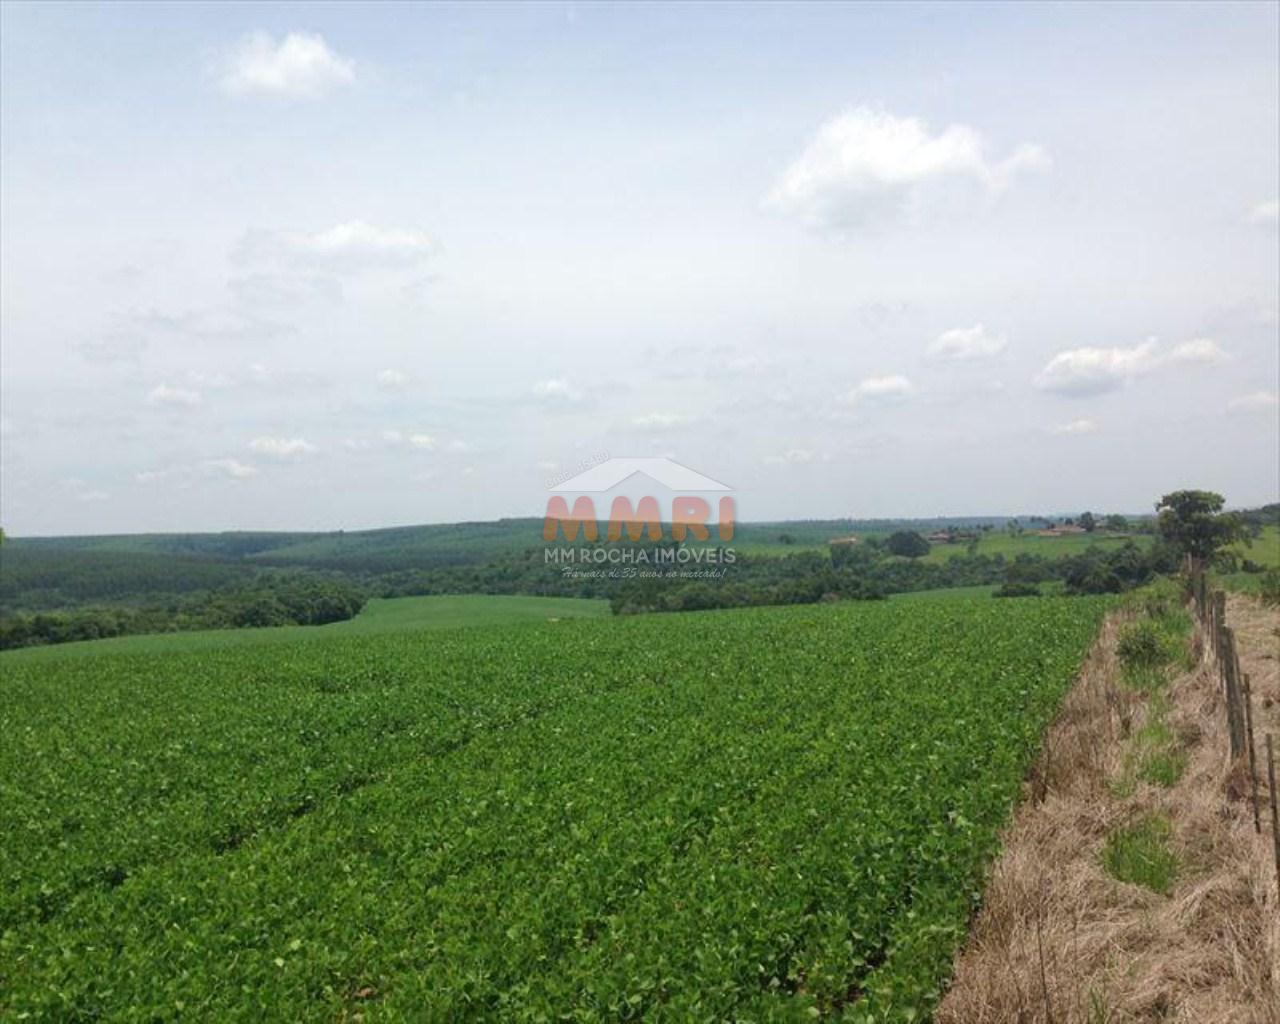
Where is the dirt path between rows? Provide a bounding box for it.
[936,595,1280,1023]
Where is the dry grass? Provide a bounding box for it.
[936,596,1280,1023]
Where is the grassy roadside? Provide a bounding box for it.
[1109,582,1195,804]
[937,577,1279,1022]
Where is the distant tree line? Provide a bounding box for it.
[606,539,1185,615]
[1,495,1269,643]
[0,547,254,611]
[0,575,365,650]
[608,489,1266,615]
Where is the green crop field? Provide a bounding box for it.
[915,531,1150,564]
[715,530,1151,563]
[1218,526,1280,594]
[1231,524,1280,568]
[340,594,611,632]
[0,594,1108,1021]
[0,594,609,661]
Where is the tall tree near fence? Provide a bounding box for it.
[1155,490,1244,573]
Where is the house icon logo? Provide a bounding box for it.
[544,457,735,543]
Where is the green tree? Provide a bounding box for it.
[1079,511,1097,533]
[885,530,931,559]
[1155,490,1244,567]
[1105,514,1129,532]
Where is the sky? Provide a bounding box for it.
[1,1,1277,536]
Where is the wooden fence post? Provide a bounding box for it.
[1221,627,1245,760]
[1244,675,1261,835]
[1213,589,1225,651]
[1267,735,1280,904]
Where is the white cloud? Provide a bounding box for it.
[376,368,410,390]
[133,469,165,484]
[204,458,258,480]
[219,32,355,100]
[301,222,431,265]
[1033,339,1159,396]
[1051,418,1099,435]
[1035,337,1228,395]
[928,323,1007,361]
[532,378,587,407]
[237,221,432,272]
[768,106,1047,231]
[376,429,439,451]
[1249,199,1279,228]
[248,437,317,458]
[1227,391,1279,414]
[632,411,692,431]
[146,383,201,407]
[846,374,915,404]
[764,448,818,465]
[1168,337,1226,364]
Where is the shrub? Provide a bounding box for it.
[885,530,931,558]
[993,582,1041,598]
[1131,700,1186,788]
[1260,568,1280,607]
[1117,620,1166,672]
[1064,566,1124,595]
[1136,747,1187,788]
[1102,814,1178,894]
[1135,577,1182,619]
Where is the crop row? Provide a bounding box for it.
[0,596,1108,1020]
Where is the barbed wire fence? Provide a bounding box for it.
[1187,562,1279,900]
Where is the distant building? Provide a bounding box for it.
[925,530,978,544]
[1036,524,1088,537]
